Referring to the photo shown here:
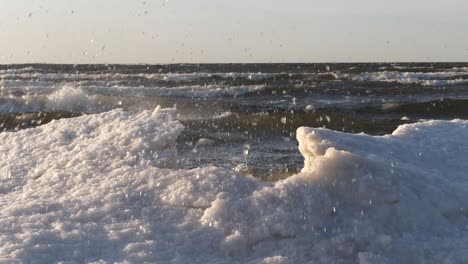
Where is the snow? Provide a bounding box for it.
[1,107,468,263]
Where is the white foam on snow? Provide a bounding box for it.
[1,108,468,263]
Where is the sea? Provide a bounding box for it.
[1,63,467,179]
[1,63,468,263]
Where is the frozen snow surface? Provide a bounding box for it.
[1,108,468,263]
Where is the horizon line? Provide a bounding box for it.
[1,61,468,66]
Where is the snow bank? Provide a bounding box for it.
[1,108,468,263]
[294,121,468,262]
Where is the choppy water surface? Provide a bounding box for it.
[2,63,468,179]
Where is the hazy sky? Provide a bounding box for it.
[1,0,468,63]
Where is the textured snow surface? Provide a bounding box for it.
[1,108,468,263]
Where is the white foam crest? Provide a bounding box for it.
[0,79,55,90]
[345,71,468,86]
[0,71,274,82]
[0,86,111,114]
[45,86,105,113]
[95,84,265,98]
[0,67,36,76]
[1,110,467,263]
[452,66,468,72]
[0,72,117,81]
[146,72,274,81]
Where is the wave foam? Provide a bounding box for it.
[89,84,265,98]
[45,86,101,113]
[345,71,468,86]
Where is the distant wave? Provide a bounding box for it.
[343,70,468,86]
[0,70,338,84]
[84,84,266,98]
[357,98,468,119]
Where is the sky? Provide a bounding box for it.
[1,0,468,64]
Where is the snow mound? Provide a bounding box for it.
[1,108,467,263]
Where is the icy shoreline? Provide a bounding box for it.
[1,108,467,263]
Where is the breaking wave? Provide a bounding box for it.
[343,70,468,86]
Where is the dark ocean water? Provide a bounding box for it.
[1,63,468,179]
